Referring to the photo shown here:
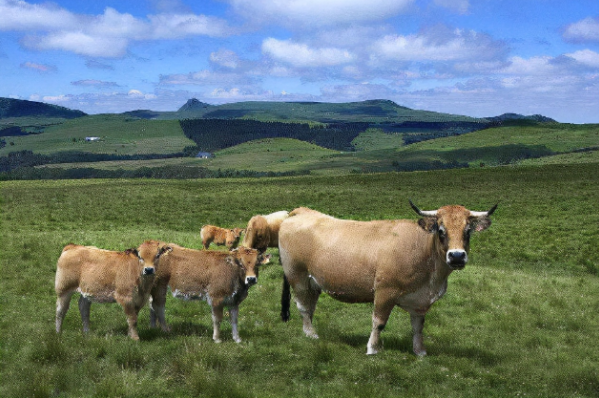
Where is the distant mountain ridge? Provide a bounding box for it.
[0,98,86,119]
[0,96,557,125]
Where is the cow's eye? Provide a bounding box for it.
[438,227,446,241]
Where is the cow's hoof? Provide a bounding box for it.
[214,338,222,344]
[366,346,378,355]
[234,338,242,344]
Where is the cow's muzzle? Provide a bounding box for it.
[447,250,467,270]
[245,276,257,286]
[143,267,156,275]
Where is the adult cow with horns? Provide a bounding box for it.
[279,200,497,356]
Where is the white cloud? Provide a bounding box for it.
[262,38,355,67]
[567,49,599,68]
[0,0,79,31]
[159,69,258,86]
[228,0,414,27]
[0,0,235,57]
[374,27,506,63]
[24,31,130,58]
[72,80,119,88]
[563,16,599,43]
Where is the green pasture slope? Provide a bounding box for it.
[2,163,599,398]
[0,114,194,156]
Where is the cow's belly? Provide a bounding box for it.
[307,272,375,303]
[397,280,448,315]
[77,288,116,303]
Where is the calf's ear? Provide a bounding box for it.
[418,217,438,233]
[156,246,173,259]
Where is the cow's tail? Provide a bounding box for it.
[281,274,291,322]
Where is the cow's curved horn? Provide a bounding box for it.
[409,199,437,217]
[470,203,498,217]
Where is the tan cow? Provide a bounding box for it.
[55,244,168,340]
[243,210,289,253]
[137,240,270,343]
[279,201,496,356]
[200,225,244,250]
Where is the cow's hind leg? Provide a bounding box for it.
[149,291,170,332]
[55,291,74,333]
[78,295,92,333]
[367,294,395,355]
[293,276,321,339]
[410,313,427,357]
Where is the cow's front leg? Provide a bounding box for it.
[56,292,74,333]
[410,313,427,356]
[78,296,92,333]
[367,294,394,355]
[229,305,242,343]
[211,304,224,343]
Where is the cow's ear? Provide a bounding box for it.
[418,217,438,233]
[156,246,173,259]
[471,216,492,232]
[260,253,271,265]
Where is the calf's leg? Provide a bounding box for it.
[121,302,141,340]
[211,304,224,343]
[78,296,92,333]
[229,305,242,343]
[149,292,170,332]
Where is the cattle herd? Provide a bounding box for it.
[55,201,496,356]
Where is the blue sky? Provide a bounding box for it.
[1,0,598,123]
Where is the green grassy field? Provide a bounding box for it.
[2,163,599,397]
[0,115,194,156]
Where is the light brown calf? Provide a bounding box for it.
[201,225,244,250]
[137,240,270,343]
[243,210,289,253]
[279,201,496,356]
[55,244,166,340]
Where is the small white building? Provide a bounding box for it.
[85,136,101,142]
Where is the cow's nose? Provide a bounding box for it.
[447,250,467,268]
[246,276,257,286]
[143,267,155,275]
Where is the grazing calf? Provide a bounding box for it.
[279,201,496,356]
[138,240,270,343]
[55,244,166,340]
[243,210,289,253]
[201,225,244,250]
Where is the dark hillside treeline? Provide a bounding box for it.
[179,119,369,151]
[0,148,199,173]
[378,121,492,145]
[0,165,307,180]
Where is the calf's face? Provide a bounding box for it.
[410,201,496,270]
[226,228,244,248]
[136,240,172,274]
[228,247,271,286]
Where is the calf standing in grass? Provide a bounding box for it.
[55,244,166,340]
[138,240,270,343]
[201,225,244,250]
